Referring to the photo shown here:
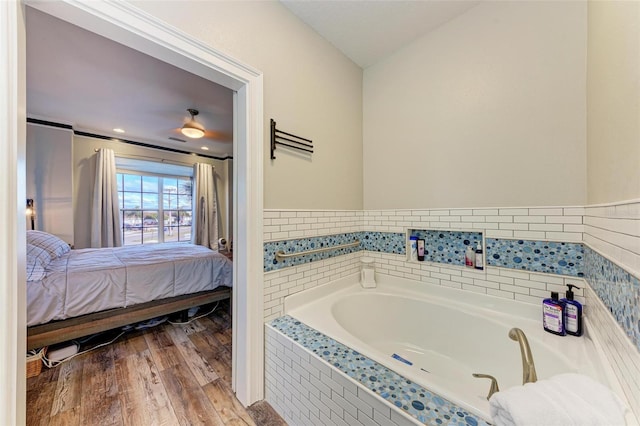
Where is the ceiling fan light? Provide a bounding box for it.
[181,108,205,139]
[181,121,205,139]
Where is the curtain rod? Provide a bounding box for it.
[94,149,196,167]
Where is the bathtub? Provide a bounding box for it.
[284,273,628,422]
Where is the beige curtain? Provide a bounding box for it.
[91,148,122,247]
[191,163,218,248]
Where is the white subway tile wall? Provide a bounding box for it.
[264,251,363,321]
[265,325,419,426]
[584,201,640,279]
[263,207,586,322]
[361,251,586,305]
[582,200,640,420]
[586,285,640,420]
[263,202,640,424]
[363,207,584,242]
[264,210,364,242]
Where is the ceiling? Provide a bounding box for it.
[26,2,480,158]
[281,0,480,68]
[26,7,234,158]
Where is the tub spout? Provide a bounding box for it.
[472,373,500,400]
[508,327,537,385]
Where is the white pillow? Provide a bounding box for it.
[26,230,70,261]
[26,243,51,282]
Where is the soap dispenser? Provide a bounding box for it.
[543,291,565,336]
[561,284,583,336]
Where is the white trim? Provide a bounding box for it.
[19,0,264,407]
[585,198,640,208]
[0,1,27,424]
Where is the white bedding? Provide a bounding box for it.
[27,243,233,327]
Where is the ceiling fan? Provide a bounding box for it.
[167,108,232,144]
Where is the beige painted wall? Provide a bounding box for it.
[587,1,640,204]
[26,123,74,243]
[131,0,363,210]
[363,1,587,209]
[73,135,228,249]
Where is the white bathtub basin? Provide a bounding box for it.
[285,273,625,420]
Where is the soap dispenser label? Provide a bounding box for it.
[543,304,563,333]
[565,304,578,333]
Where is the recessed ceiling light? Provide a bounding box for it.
[201,146,209,151]
[113,128,125,133]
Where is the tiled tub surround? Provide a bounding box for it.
[585,246,640,351]
[263,208,589,322]
[264,252,363,321]
[585,274,640,419]
[266,316,490,426]
[272,274,634,425]
[264,230,587,315]
[265,323,422,426]
[263,204,640,420]
[360,251,586,306]
[581,200,640,419]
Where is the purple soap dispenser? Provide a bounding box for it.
[542,291,566,336]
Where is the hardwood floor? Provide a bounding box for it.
[27,302,286,426]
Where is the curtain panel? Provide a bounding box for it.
[91,148,122,247]
[192,163,218,249]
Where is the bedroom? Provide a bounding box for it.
[22,5,255,425]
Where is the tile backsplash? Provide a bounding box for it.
[263,205,637,347]
[263,232,362,272]
[263,201,640,420]
[486,238,584,277]
[263,207,589,322]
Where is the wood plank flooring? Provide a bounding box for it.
[27,302,286,426]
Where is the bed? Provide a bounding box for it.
[26,231,232,350]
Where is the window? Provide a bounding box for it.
[117,172,193,245]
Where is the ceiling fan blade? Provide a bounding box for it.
[203,129,232,142]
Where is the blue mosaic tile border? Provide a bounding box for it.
[263,232,361,272]
[486,239,584,277]
[269,315,490,426]
[264,230,585,277]
[584,246,640,351]
[264,231,405,272]
[410,230,483,266]
[361,231,405,255]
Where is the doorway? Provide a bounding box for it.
[1,1,264,422]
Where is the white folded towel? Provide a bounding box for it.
[489,373,628,426]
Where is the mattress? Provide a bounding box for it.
[27,243,233,326]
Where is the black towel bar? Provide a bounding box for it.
[270,119,313,160]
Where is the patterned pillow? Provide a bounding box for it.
[26,230,70,261]
[26,244,51,282]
